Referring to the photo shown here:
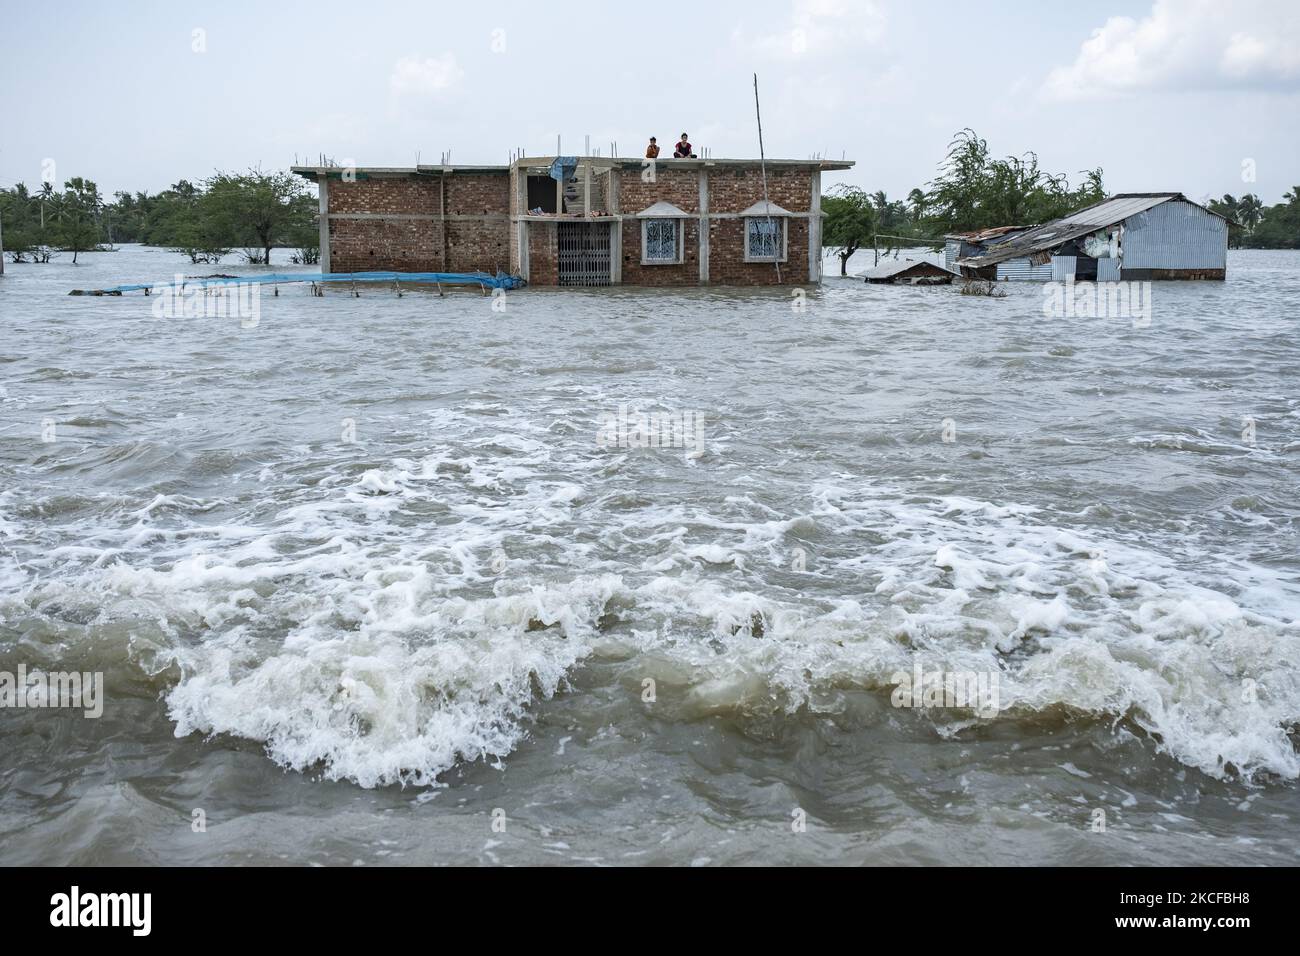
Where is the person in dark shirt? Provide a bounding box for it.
[645,137,660,159]
[673,133,695,159]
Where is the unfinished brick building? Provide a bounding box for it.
[292,156,852,286]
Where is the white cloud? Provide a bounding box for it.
[1043,0,1300,101]
[739,0,887,60]
[389,55,464,97]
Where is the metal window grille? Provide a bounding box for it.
[643,219,678,263]
[746,218,783,260]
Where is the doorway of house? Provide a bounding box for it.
[558,221,612,286]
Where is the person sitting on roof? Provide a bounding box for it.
[673,133,695,159]
[645,137,660,159]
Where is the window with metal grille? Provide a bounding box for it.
[745,217,786,262]
[642,218,680,264]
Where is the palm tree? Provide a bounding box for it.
[1238,194,1264,232]
[907,188,927,224]
[38,181,55,230]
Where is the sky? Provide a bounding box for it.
[2,0,1298,204]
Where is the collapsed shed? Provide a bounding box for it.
[859,258,958,285]
[954,193,1229,281]
[944,225,1032,279]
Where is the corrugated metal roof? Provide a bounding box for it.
[857,258,956,280]
[943,224,1032,242]
[955,193,1220,268]
[1053,193,1177,228]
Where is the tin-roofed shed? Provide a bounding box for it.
[859,259,958,285]
[954,193,1229,281]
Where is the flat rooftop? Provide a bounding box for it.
[292,157,854,180]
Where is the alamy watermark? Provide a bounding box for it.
[50,886,150,936]
[597,404,705,458]
[150,275,260,328]
[0,664,103,718]
[1042,279,1151,328]
[890,662,999,718]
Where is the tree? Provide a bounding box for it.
[168,217,232,264]
[51,178,103,264]
[1245,188,1300,249]
[1238,194,1264,231]
[201,168,308,266]
[0,184,39,262]
[821,185,876,276]
[139,180,203,247]
[37,181,54,230]
[1208,194,1246,247]
[922,129,1105,233]
[925,129,990,231]
[907,188,927,224]
[286,192,320,264]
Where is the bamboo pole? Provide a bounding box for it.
[753,74,781,284]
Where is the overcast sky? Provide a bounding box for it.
[3,0,1298,204]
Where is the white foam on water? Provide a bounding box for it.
[165,573,622,788]
[3,410,1299,787]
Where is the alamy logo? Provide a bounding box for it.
[1042,279,1151,327]
[150,275,260,327]
[597,404,705,458]
[890,662,999,718]
[50,886,151,936]
[0,664,103,718]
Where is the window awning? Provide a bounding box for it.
[636,201,693,218]
[739,200,792,217]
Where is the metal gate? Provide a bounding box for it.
[558,221,612,286]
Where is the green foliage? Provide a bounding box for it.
[0,170,318,264]
[50,177,105,263]
[286,193,321,264]
[924,129,1104,233]
[201,168,308,265]
[1210,192,1297,249]
[0,183,39,260]
[822,185,876,276]
[818,129,1118,273]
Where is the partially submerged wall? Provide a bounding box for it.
[1120,200,1227,276]
[611,162,817,287]
[617,166,701,287]
[323,171,510,274]
[301,158,842,285]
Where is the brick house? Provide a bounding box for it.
[292,156,852,286]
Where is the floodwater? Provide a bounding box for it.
[1,244,1298,866]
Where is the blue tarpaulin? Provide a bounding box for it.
[70,271,527,296]
[549,156,578,182]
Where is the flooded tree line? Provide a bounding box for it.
[822,129,1300,275]
[3,134,1296,274]
[0,168,319,266]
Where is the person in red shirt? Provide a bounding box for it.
[673,133,695,159]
